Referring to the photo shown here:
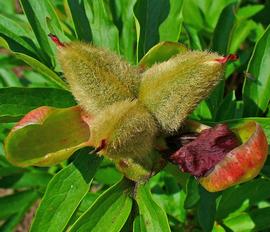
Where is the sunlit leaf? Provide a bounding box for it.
[110,0,137,63]
[135,184,171,232]
[84,0,119,52]
[243,25,270,115]
[0,87,75,122]
[30,149,102,232]
[159,0,184,42]
[69,178,133,232]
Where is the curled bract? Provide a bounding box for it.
[199,121,268,192]
[170,121,268,192]
[4,106,91,167]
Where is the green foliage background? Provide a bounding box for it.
[0,0,270,231]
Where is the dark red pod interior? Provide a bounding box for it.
[170,124,240,177]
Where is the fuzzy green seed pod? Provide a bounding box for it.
[139,51,224,132]
[90,99,160,182]
[57,42,140,115]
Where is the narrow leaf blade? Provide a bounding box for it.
[135,184,171,232]
[69,178,133,232]
[84,0,119,52]
[19,0,56,66]
[30,150,102,232]
[159,0,184,42]
[197,187,218,232]
[134,0,171,59]
[243,25,270,115]
[67,0,92,42]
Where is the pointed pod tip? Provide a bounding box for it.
[48,33,65,48]
[214,54,238,64]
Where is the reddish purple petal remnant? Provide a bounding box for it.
[214,54,238,64]
[170,124,240,177]
[48,33,65,48]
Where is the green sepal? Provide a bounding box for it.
[4,106,91,167]
[139,41,187,69]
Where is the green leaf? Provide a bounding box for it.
[0,37,68,89]
[159,0,184,42]
[19,0,56,66]
[223,212,255,232]
[134,0,171,60]
[215,91,238,121]
[68,192,99,225]
[250,207,270,231]
[0,191,39,232]
[229,19,257,53]
[212,3,238,54]
[212,223,226,232]
[183,0,237,32]
[139,41,187,68]
[150,173,186,223]
[184,176,200,209]
[236,4,265,20]
[0,68,22,87]
[207,4,238,117]
[69,178,133,232]
[0,1,15,14]
[110,0,137,63]
[206,81,226,120]
[45,3,70,46]
[0,190,39,219]
[0,87,76,122]
[182,0,206,31]
[197,187,218,232]
[191,101,213,121]
[11,171,52,189]
[135,184,171,232]
[216,178,270,220]
[243,25,270,116]
[0,15,38,58]
[84,0,119,52]
[30,150,102,232]
[133,216,147,232]
[5,106,90,167]
[164,164,190,188]
[0,166,25,177]
[43,0,64,35]
[184,25,203,50]
[67,0,92,42]
[95,163,122,185]
[120,205,136,232]
[15,53,68,89]
[21,70,54,88]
